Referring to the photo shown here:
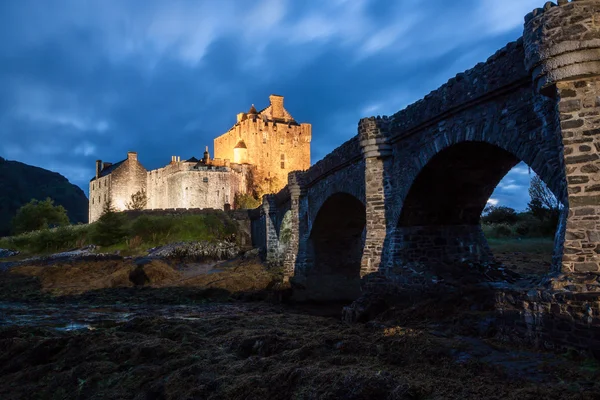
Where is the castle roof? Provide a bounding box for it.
[90,159,125,181]
[257,104,295,122]
[185,157,199,163]
[248,104,258,114]
[234,140,247,149]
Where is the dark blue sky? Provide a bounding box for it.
[0,0,546,211]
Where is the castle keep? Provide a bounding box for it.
[89,95,311,222]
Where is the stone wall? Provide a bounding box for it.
[391,225,492,265]
[89,153,147,222]
[213,96,311,192]
[523,0,600,273]
[146,163,249,211]
[558,78,600,273]
[496,286,600,357]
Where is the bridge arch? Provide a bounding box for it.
[299,192,366,301]
[393,139,566,273]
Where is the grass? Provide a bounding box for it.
[0,212,239,257]
[487,237,554,254]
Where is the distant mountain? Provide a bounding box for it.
[0,156,88,236]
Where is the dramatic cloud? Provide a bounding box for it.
[0,0,545,210]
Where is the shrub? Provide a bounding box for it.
[91,200,127,246]
[11,198,70,234]
[130,216,174,242]
[0,224,90,254]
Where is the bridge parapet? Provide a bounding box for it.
[300,136,362,188]
[390,39,528,141]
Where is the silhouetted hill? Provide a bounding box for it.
[0,156,88,236]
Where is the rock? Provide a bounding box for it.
[147,241,240,261]
[242,248,260,259]
[0,248,19,258]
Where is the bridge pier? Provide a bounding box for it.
[261,195,280,264]
[282,173,308,282]
[524,2,600,274]
[359,117,393,275]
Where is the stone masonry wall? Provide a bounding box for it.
[496,287,600,357]
[523,0,600,273]
[391,225,492,265]
[89,155,147,223]
[213,100,311,192]
[558,77,600,273]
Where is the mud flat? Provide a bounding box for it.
[0,252,598,399]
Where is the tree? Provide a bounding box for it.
[91,199,127,246]
[250,168,282,198]
[11,197,70,234]
[126,189,148,210]
[234,192,261,210]
[528,175,560,222]
[233,168,283,210]
[481,205,519,225]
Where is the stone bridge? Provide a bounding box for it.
[251,1,600,303]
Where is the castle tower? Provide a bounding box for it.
[233,140,248,164]
[213,94,311,193]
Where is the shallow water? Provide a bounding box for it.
[0,302,260,331]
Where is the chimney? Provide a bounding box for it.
[127,151,137,161]
[269,94,284,119]
[95,160,102,179]
[177,156,181,162]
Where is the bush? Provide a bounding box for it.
[90,200,127,246]
[11,198,70,234]
[130,216,175,242]
[0,224,90,254]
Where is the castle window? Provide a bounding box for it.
[280,154,285,160]
[92,198,94,204]
[280,138,284,145]
[203,177,208,183]
[98,196,100,203]
[263,137,267,144]
[92,183,94,190]
[104,193,106,201]
[281,162,285,169]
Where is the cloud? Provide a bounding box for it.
[477,0,542,35]
[0,0,535,201]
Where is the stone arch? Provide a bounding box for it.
[301,192,367,301]
[305,162,366,235]
[393,139,566,273]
